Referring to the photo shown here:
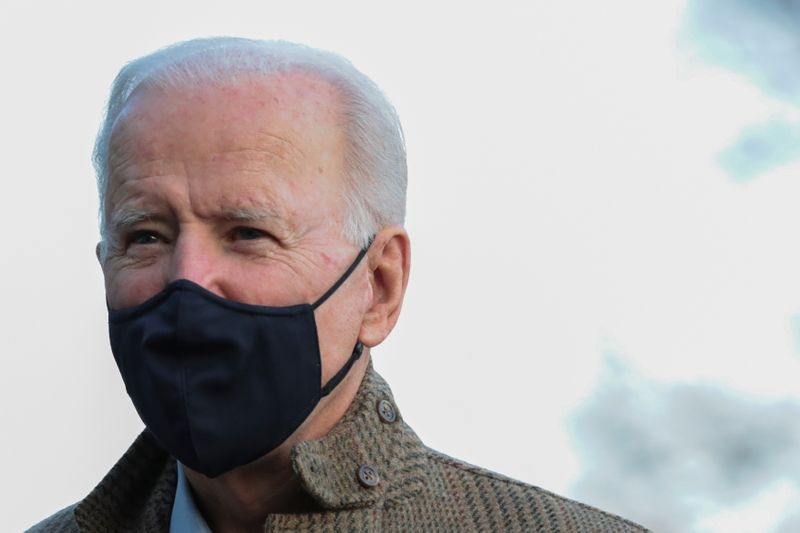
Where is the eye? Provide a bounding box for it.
[128,230,162,246]
[232,227,268,241]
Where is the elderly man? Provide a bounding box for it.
[30,38,646,532]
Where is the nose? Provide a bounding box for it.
[167,230,223,295]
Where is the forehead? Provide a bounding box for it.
[105,71,348,225]
[110,70,344,163]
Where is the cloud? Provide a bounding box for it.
[569,357,800,532]
[716,118,800,181]
[682,1,800,181]
[682,0,800,103]
[776,509,800,533]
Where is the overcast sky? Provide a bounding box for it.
[3,1,800,531]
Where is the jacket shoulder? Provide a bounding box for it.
[421,448,649,532]
[25,503,79,533]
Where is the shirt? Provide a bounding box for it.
[168,463,212,533]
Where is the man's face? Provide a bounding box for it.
[101,71,371,389]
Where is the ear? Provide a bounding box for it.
[95,242,103,264]
[359,226,411,347]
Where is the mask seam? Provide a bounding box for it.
[180,358,201,469]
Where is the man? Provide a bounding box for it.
[29,37,647,532]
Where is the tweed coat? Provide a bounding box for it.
[28,363,648,532]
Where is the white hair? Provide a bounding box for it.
[94,37,407,248]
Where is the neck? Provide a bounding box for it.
[184,446,317,533]
[183,353,371,533]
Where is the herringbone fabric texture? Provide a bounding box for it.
[28,363,649,532]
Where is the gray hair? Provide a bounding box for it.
[94,37,407,248]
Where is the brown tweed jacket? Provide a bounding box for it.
[28,364,648,532]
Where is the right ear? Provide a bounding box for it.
[96,242,103,264]
[357,226,411,348]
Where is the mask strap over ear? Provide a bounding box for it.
[320,341,364,397]
[314,236,374,397]
[311,236,374,310]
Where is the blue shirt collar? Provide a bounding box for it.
[169,462,213,533]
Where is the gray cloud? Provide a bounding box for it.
[776,510,800,533]
[717,118,800,181]
[569,357,800,532]
[683,0,800,103]
[682,1,800,181]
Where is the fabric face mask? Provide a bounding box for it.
[107,244,369,478]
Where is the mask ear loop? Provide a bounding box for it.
[313,236,374,397]
[311,236,374,311]
[321,341,364,397]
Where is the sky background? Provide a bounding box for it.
[3,1,800,531]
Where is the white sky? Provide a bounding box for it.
[3,1,799,531]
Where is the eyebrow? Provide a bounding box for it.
[108,206,290,234]
[221,207,281,222]
[222,206,293,236]
[108,209,162,234]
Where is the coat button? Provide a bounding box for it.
[376,399,397,423]
[357,464,380,488]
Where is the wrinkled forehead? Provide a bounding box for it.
[104,72,350,230]
[108,70,346,165]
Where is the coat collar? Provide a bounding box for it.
[291,361,430,510]
[73,430,175,532]
[72,361,429,531]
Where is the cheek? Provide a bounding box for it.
[316,273,370,332]
[315,304,358,337]
[313,279,369,378]
[219,261,316,307]
[103,263,168,310]
[315,307,357,382]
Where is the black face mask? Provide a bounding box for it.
[107,244,369,478]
